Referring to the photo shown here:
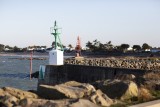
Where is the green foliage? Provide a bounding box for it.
[86,40,96,52]
[52,41,63,50]
[13,46,20,52]
[133,45,141,51]
[151,90,160,99]
[86,39,114,52]
[86,41,92,48]
[104,41,113,51]
[22,48,27,52]
[0,44,4,52]
[120,44,130,53]
[120,44,129,50]
[68,44,73,49]
[0,40,155,53]
[142,43,151,50]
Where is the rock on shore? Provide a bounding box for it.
[0,87,38,107]
[0,79,158,107]
[37,81,113,107]
[64,57,160,70]
[0,86,100,107]
[95,79,138,100]
[19,98,99,107]
[0,81,113,107]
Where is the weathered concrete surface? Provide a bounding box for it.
[129,99,160,107]
[38,64,150,86]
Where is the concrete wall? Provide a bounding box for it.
[38,64,151,86]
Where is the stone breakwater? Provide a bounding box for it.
[64,57,160,70]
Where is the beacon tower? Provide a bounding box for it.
[49,21,64,65]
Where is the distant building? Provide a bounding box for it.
[4,48,11,51]
[150,48,160,53]
[27,46,47,52]
[64,46,75,51]
[145,49,151,52]
[127,47,133,51]
[27,47,35,51]
[81,47,88,50]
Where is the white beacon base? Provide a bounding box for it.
[49,49,64,65]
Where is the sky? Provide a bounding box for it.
[0,0,160,48]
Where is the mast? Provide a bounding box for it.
[49,21,64,65]
[50,21,63,51]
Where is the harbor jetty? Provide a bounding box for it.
[0,21,159,106]
[35,56,160,107]
[65,57,160,70]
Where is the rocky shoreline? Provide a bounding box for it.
[1,72,160,107]
[65,57,160,70]
[1,55,160,106]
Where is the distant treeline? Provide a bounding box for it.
[0,39,155,53]
[85,39,152,53]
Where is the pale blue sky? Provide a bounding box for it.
[0,0,160,48]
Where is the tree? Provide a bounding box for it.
[22,48,27,52]
[13,46,20,52]
[68,44,73,48]
[142,43,151,50]
[133,45,141,51]
[121,44,129,49]
[98,43,105,51]
[86,41,94,51]
[52,41,61,48]
[86,41,92,48]
[41,46,47,48]
[68,44,73,51]
[120,44,130,52]
[92,39,104,52]
[86,40,101,52]
[115,46,121,51]
[93,39,100,47]
[0,44,4,52]
[104,41,113,51]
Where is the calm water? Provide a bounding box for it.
[0,54,48,90]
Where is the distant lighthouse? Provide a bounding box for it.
[49,21,64,65]
[75,36,82,57]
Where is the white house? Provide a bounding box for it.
[127,47,133,51]
[4,48,10,51]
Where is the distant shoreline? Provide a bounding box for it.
[0,52,75,58]
[0,52,48,57]
[1,51,159,58]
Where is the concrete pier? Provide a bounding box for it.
[38,64,154,86]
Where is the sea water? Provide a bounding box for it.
[0,54,48,90]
